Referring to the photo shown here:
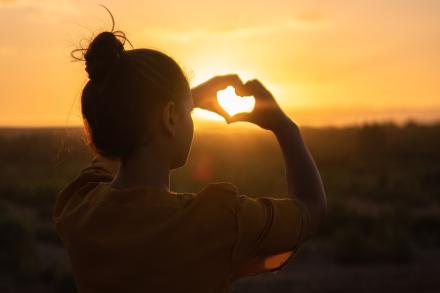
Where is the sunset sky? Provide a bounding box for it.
[0,0,439,128]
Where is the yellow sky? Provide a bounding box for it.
[0,0,439,127]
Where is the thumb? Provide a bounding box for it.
[227,112,252,124]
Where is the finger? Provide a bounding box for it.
[202,99,230,121]
[238,80,258,97]
[227,112,251,124]
[250,79,270,94]
[227,75,247,94]
[216,74,244,91]
[242,79,270,100]
[197,103,231,123]
[235,81,251,96]
[214,105,232,123]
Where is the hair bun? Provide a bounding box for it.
[84,31,124,81]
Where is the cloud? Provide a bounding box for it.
[140,15,330,44]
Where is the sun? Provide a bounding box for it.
[217,86,255,116]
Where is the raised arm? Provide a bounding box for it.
[228,80,327,239]
[271,117,326,238]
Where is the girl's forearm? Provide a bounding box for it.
[272,118,327,238]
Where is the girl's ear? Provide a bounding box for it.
[162,100,177,136]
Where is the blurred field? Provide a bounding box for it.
[0,123,439,292]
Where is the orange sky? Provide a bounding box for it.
[0,0,439,128]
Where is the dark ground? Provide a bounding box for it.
[0,122,439,292]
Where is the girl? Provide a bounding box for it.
[53,25,326,293]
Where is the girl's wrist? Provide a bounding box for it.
[270,113,297,134]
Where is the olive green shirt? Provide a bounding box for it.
[53,155,310,293]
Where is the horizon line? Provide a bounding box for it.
[0,118,439,131]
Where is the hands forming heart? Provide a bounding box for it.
[191,74,289,131]
[191,74,250,123]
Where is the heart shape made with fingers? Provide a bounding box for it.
[216,86,255,116]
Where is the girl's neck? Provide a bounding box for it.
[110,145,170,192]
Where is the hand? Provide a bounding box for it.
[228,79,290,131]
[191,74,246,122]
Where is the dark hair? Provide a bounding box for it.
[72,24,190,160]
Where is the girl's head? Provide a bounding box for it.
[76,31,194,168]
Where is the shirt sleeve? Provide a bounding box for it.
[230,191,311,278]
[52,154,119,223]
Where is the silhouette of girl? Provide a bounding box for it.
[53,10,326,293]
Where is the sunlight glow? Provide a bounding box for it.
[264,250,294,270]
[1,2,439,127]
[217,86,255,116]
[192,108,225,121]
